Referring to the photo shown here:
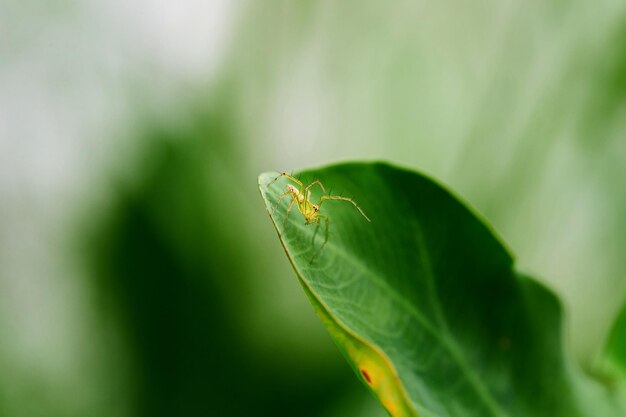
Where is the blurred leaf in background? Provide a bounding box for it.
[0,0,625,416]
[86,105,370,416]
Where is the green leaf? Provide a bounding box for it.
[601,303,626,393]
[258,162,623,417]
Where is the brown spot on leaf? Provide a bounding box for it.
[360,368,372,384]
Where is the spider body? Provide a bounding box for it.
[268,172,370,262]
[284,184,320,224]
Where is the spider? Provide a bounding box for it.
[268,172,370,263]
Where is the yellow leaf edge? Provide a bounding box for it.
[284,243,417,417]
[259,175,418,417]
[259,174,419,417]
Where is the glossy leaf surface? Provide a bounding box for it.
[259,162,623,417]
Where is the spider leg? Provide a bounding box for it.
[302,179,326,208]
[319,195,371,222]
[280,196,297,234]
[270,191,292,216]
[309,215,329,264]
[311,218,321,245]
[304,179,326,196]
[268,172,304,189]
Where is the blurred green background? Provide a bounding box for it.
[1,1,625,416]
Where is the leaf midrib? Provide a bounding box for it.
[283,209,506,417]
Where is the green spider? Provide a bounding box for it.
[268,172,370,262]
